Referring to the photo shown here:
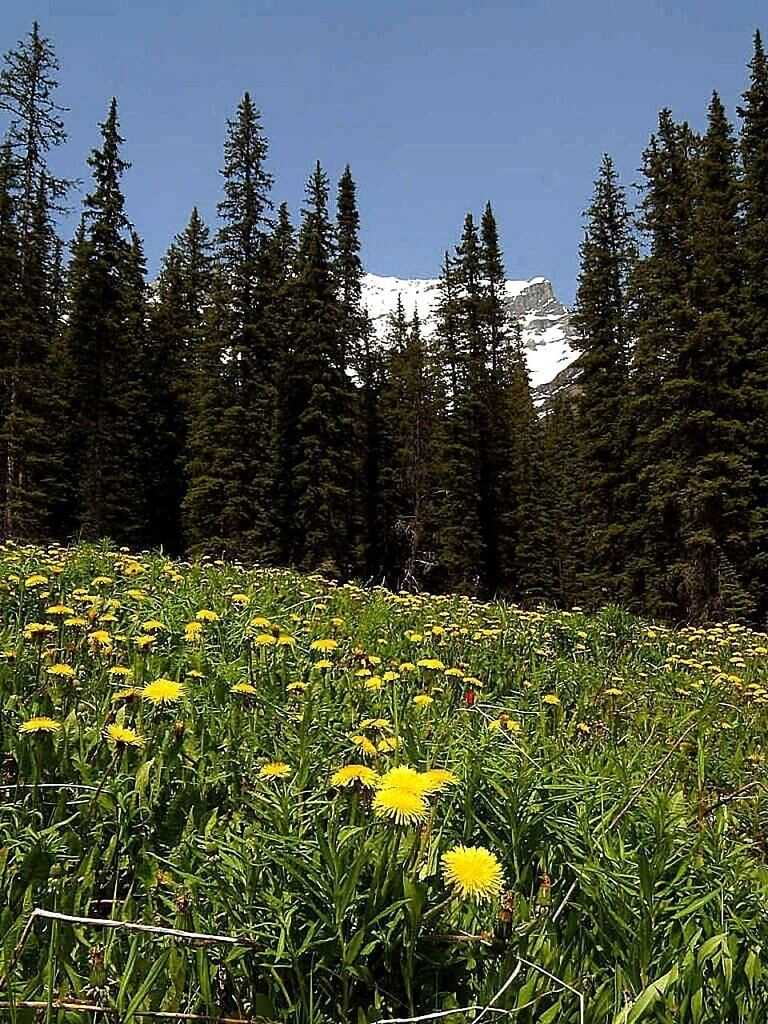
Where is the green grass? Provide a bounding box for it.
[1,541,768,1023]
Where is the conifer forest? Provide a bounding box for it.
[1,22,768,624]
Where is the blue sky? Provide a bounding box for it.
[2,0,765,301]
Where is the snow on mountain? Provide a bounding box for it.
[362,272,580,400]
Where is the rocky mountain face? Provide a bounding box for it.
[361,273,580,403]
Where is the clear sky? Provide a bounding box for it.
[1,0,765,302]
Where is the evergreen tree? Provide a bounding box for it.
[149,208,213,552]
[336,166,374,575]
[0,21,70,539]
[738,31,768,615]
[63,99,147,543]
[438,215,486,593]
[284,162,356,574]
[628,110,699,617]
[379,304,445,587]
[215,92,276,559]
[0,143,20,528]
[571,155,636,606]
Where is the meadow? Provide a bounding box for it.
[1,543,767,1023]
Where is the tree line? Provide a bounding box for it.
[1,22,767,622]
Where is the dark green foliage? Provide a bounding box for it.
[378,304,445,587]
[62,99,148,543]
[571,155,636,606]
[283,163,357,575]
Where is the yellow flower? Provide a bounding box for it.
[141,619,167,632]
[108,666,133,678]
[105,723,144,747]
[277,634,295,646]
[310,638,338,652]
[417,658,445,671]
[350,734,378,758]
[63,616,87,627]
[91,576,114,587]
[250,615,271,627]
[420,768,458,793]
[135,634,156,650]
[373,786,428,825]
[379,766,431,794]
[231,681,257,695]
[89,629,112,648]
[313,658,333,670]
[441,845,503,901]
[365,675,383,691]
[377,736,399,753]
[230,593,250,606]
[25,574,48,587]
[46,604,74,616]
[542,693,561,706]
[142,678,185,705]
[413,693,434,707]
[184,621,204,642]
[253,633,277,647]
[23,621,56,640]
[47,663,75,678]
[258,761,291,779]
[111,686,143,703]
[19,716,61,734]
[331,764,379,788]
[195,609,219,622]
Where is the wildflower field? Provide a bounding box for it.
[1,545,768,1023]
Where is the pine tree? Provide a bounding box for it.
[0,143,20,529]
[149,208,213,552]
[628,110,699,617]
[378,304,445,587]
[738,30,768,615]
[438,215,486,593]
[336,166,374,575]
[284,162,356,574]
[215,92,276,559]
[571,155,636,606]
[0,21,70,539]
[63,99,147,543]
[677,93,753,619]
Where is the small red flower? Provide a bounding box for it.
[464,688,476,706]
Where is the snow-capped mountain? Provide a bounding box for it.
[362,273,580,401]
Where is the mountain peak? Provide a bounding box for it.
[361,272,579,397]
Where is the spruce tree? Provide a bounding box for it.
[63,99,147,543]
[0,21,70,539]
[284,162,356,574]
[571,155,636,606]
[336,166,374,575]
[149,208,213,552]
[378,304,445,587]
[738,31,768,615]
[215,92,276,559]
[628,110,699,617]
[0,143,20,529]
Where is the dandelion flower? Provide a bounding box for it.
[379,765,430,794]
[311,638,338,652]
[441,845,503,901]
[105,723,144,747]
[331,764,379,788]
[350,734,378,758]
[231,681,257,695]
[258,761,291,779]
[231,593,250,606]
[196,609,219,622]
[141,619,167,632]
[20,716,61,735]
[420,769,458,793]
[142,678,185,705]
[253,633,277,647]
[46,604,74,616]
[542,693,561,706]
[184,621,204,642]
[377,736,399,753]
[417,658,445,671]
[413,694,434,707]
[373,786,428,825]
[23,622,56,640]
[25,574,48,587]
[47,663,75,678]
